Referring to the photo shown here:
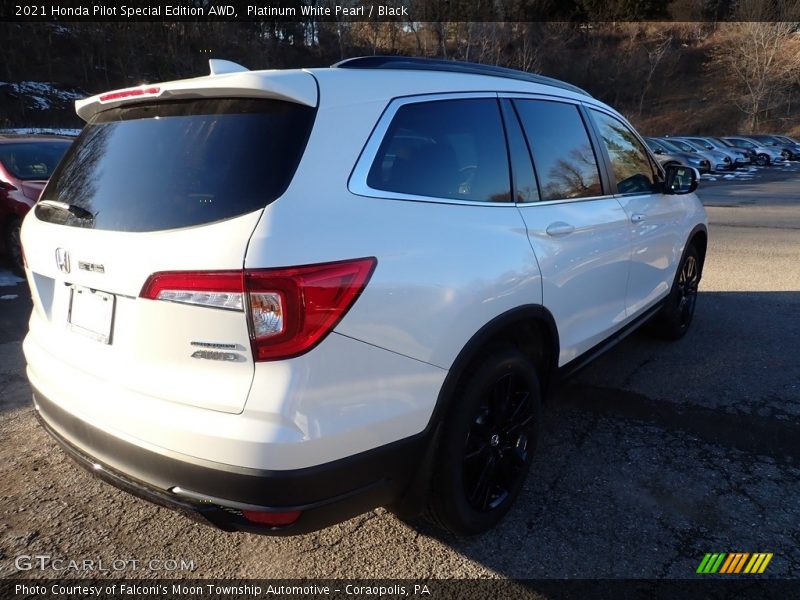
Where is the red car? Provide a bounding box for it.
[0,134,72,273]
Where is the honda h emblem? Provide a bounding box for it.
[55,248,70,274]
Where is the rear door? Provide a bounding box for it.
[506,97,632,365]
[586,108,684,317]
[22,97,315,413]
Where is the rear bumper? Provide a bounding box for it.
[32,386,430,535]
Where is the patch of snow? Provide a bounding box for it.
[0,271,25,286]
[0,127,81,137]
[701,176,717,181]
[722,174,736,179]
[0,81,85,111]
[0,294,19,300]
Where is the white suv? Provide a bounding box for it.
[21,57,708,536]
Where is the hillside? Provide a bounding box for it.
[1,21,798,137]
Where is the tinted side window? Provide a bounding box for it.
[514,100,602,201]
[500,101,539,203]
[367,99,511,202]
[591,110,658,195]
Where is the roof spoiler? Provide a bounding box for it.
[74,59,318,121]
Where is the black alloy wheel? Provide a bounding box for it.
[426,348,541,535]
[675,251,699,329]
[650,243,701,340]
[463,370,535,512]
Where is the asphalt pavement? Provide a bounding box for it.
[0,162,798,581]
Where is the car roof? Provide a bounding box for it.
[76,57,617,123]
[330,56,592,97]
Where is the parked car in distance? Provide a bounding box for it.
[745,134,800,161]
[646,137,710,173]
[679,136,750,167]
[0,134,72,274]
[21,57,708,537]
[667,137,733,172]
[720,136,785,166]
[773,134,800,148]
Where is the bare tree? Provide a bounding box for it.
[639,30,673,116]
[711,0,800,131]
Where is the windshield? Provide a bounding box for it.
[665,138,695,152]
[679,139,706,152]
[38,98,315,232]
[656,139,683,153]
[0,141,71,181]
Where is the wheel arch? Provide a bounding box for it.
[393,304,560,516]
[687,223,708,277]
[431,305,559,428]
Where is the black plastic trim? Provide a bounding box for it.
[332,56,592,98]
[555,300,665,384]
[432,305,560,421]
[32,387,428,535]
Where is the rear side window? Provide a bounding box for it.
[590,110,658,195]
[367,98,511,202]
[513,100,602,201]
[37,99,315,232]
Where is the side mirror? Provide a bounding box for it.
[653,148,664,155]
[664,165,698,194]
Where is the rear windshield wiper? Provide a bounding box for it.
[38,200,95,221]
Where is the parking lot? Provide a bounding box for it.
[1,162,798,580]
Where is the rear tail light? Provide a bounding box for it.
[140,258,376,361]
[140,271,244,311]
[245,258,377,361]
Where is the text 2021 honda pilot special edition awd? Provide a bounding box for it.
[22,57,707,536]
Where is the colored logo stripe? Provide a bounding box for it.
[698,552,773,574]
[697,553,726,573]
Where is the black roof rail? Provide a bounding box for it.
[331,56,591,98]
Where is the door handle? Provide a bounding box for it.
[545,222,575,237]
[631,213,646,223]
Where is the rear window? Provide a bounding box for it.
[37,99,315,232]
[0,141,71,181]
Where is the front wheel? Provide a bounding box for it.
[756,154,770,166]
[650,244,700,340]
[426,348,541,535]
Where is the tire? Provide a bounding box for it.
[756,154,769,166]
[426,348,542,535]
[650,244,701,340]
[4,217,24,276]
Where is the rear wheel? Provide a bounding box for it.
[426,348,541,535]
[650,244,700,340]
[756,154,770,166]
[4,218,24,276]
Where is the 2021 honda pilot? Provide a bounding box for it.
[22,57,708,536]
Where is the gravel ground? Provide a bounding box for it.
[1,163,799,581]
